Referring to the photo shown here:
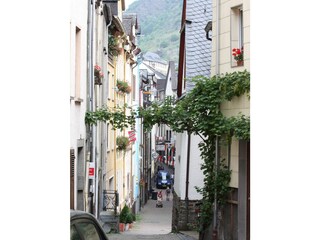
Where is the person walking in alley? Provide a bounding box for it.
[166,187,170,201]
[156,190,163,207]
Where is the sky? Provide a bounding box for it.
[126,0,136,8]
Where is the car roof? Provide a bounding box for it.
[70,209,96,220]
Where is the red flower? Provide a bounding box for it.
[231,47,243,62]
[94,65,101,71]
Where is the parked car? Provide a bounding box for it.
[70,210,109,240]
[156,170,172,189]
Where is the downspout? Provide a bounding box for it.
[86,0,95,214]
[213,136,219,238]
[213,0,220,239]
[149,131,152,192]
[85,0,92,213]
[185,131,191,227]
[114,52,117,200]
[94,5,100,220]
[215,0,220,77]
[91,1,97,218]
[100,5,112,216]
[124,44,127,205]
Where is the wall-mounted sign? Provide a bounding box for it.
[155,144,165,151]
[89,162,95,180]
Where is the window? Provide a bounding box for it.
[70,149,75,209]
[107,123,109,149]
[109,177,114,190]
[132,75,136,101]
[231,6,244,67]
[72,221,101,240]
[166,130,172,142]
[70,225,81,240]
[111,74,115,99]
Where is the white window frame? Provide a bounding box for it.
[231,5,244,67]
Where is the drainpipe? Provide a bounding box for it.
[213,0,220,239]
[149,131,152,192]
[185,131,191,227]
[100,3,112,216]
[91,1,97,218]
[86,0,95,214]
[213,136,219,239]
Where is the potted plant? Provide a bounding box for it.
[116,136,130,151]
[119,204,129,232]
[126,213,133,229]
[94,64,104,85]
[108,35,120,56]
[116,80,131,94]
[232,47,244,66]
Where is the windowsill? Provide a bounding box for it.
[231,65,244,68]
[74,97,83,103]
[231,63,244,68]
[70,96,83,103]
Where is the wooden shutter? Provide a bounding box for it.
[70,149,75,209]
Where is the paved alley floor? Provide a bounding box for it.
[106,191,198,240]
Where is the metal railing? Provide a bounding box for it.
[103,190,119,213]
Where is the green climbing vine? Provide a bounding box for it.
[138,70,250,231]
[85,70,250,231]
[85,104,136,130]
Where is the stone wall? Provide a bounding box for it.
[171,191,201,232]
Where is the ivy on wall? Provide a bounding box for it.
[85,104,136,130]
[85,70,250,231]
[138,70,250,231]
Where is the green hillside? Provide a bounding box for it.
[125,0,183,63]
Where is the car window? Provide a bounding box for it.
[70,225,81,240]
[74,221,102,240]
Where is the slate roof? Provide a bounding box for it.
[139,63,166,82]
[143,52,167,65]
[156,78,166,91]
[185,0,212,92]
[122,13,138,44]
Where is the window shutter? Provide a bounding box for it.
[70,149,75,177]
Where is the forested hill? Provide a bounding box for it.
[125,0,183,64]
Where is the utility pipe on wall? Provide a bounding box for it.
[91,2,98,218]
[213,0,220,239]
[86,0,95,214]
[185,131,191,227]
[99,4,112,216]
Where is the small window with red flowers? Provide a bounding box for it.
[231,6,244,67]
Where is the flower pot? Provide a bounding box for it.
[125,223,129,231]
[237,60,243,66]
[119,223,125,232]
[95,76,102,85]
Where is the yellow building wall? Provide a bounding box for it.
[211,0,250,188]
[106,61,116,192]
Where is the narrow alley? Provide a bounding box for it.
[107,196,197,240]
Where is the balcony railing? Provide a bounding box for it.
[103,190,119,213]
